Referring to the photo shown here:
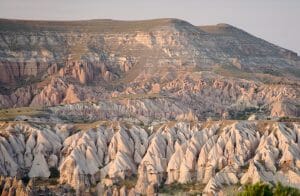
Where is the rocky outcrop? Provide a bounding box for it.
[0,18,299,195]
[59,61,94,85]
[30,78,68,107]
[1,120,299,195]
[62,85,81,104]
[0,177,28,196]
[58,124,148,188]
[0,18,299,119]
[47,71,300,121]
[240,123,300,188]
[0,61,50,85]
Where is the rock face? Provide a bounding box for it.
[0,18,299,119]
[0,18,300,195]
[0,120,300,195]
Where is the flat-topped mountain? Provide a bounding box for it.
[0,18,299,119]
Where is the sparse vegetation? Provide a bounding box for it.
[21,175,30,185]
[0,18,187,33]
[110,93,163,101]
[213,64,253,80]
[118,175,137,189]
[229,107,259,120]
[158,182,205,195]
[239,182,272,196]
[72,120,105,132]
[238,182,300,196]
[284,67,300,78]
[49,167,60,178]
[0,16,300,196]
[278,116,290,122]
[273,182,300,196]
[0,106,46,121]
[49,178,59,185]
[240,163,250,171]
[223,185,240,196]
[262,68,282,77]
[33,177,59,187]
[277,117,300,122]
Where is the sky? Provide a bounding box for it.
[0,0,299,54]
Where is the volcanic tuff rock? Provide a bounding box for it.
[0,119,300,195]
[0,18,300,195]
[0,18,299,119]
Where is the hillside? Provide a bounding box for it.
[0,18,300,195]
[0,18,299,119]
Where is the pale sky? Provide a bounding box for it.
[0,0,299,54]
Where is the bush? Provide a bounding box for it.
[273,182,300,196]
[49,167,60,178]
[228,107,259,120]
[239,182,272,196]
[49,178,59,185]
[118,175,137,189]
[158,182,204,195]
[278,116,290,122]
[239,182,300,196]
[21,175,30,185]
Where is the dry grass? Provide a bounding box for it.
[222,185,240,196]
[31,177,59,188]
[118,176,137,189]
[159,182,206,195]
[110,93,163,101]
[72,120,106,132]
[67,38,89,61]
[0,106,44,120]
[213,65,253,80]
[0,18,182,33]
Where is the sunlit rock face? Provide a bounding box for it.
[0,18,299,118]
[0,18,299,195]
[0,120,300,195]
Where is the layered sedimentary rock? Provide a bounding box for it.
[0,119,300,195]
[0,18,300,195]
[0,18,299,119]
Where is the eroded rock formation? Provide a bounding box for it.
[0,18,299,119]
[0,119,300,195]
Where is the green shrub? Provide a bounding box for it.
[239,182,300,196]
[278,116,290,122]
[158,182,204,195]
[49,167,60,178]
[21,175,30,185]
[228,107,259,120]
[49,178,59,185]
[273,182,300,196]
[118,175,137,189]
[239,182,272,196]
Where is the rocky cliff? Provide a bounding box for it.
[0,18,300,195]
[0,18,299,119]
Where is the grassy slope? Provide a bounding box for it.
[0,18,184,33]
[0,106,45,120]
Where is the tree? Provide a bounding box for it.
[238,182,300,196]
[49,167,60,178]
